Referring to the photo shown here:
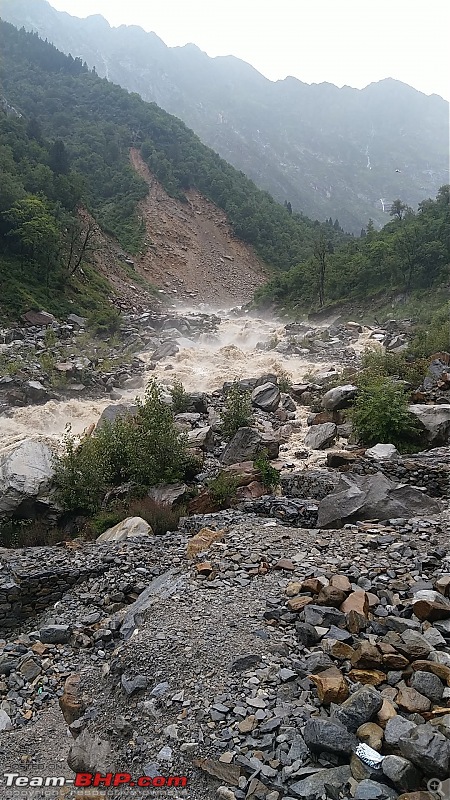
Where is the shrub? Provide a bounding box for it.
[0,518,64,548]
[360,348,428,387]
[128,497,185,535]
[351,375,421,452]
[170,379,191,413]
[207,472,240,508]
[409,302,450,358]
[277,368,293,393]
[222,382,253,440]
[254,450,280,490]
[53,380,189,513]
[87,307,121,336]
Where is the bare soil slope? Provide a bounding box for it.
[129,148,267,305]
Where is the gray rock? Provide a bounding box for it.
[220,427,263,466]
[408,404,450,445]
[186,426,213,449]
[398,723,450,778]
[304,423,337,450]
[0,709,13,731]
[97,517,152,542]
[290,765,351,800]
[39,625,71,644]
[19,658,41,681]
[318,472,441,528]
[322,384,358,410]
[121,674,148,696]
[24,380,51,403]
[67,728,114,774]
[0,439,55,518]
[67,313,87,327]
[303,718,358,755]
[365,444,400,460]
[97,403,137,427]
[381,754,420,791]
[384,716,417,747]
[409,670,444,703]
[353,779,398,799]
[332,685,383,731]
[251,382,281,412]
[150,341,179,361]
[147,483,188,507]
[120,570,185,640]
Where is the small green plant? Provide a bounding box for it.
[170,379,191,414]
[360,348,428,388]
[40,352,55,373]
[222,382,253,440]
[207,472,240,509]
[351,375,421,452]
[277,368,293,393]
[254,450,280,490]
[43,329,57,347]
[0,518,63,548]
[87,307,121,336]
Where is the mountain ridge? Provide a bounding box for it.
[2,0,448,234]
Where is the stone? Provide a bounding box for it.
[357,723,384,750]
[39,624,71,644]
[251,382,281,412]
[187,426,214,449]
[186,527,225,558]
[384,716,417,747]
[398,724,450,778]
[317,473,440,528]
[19,658,41,681]
[24,380,51,403]
[351,642,383,669]
[303,718,358,755]
[316,585,346,607]
[412,591,450,622]
[308,666,349,704]
[97,516,152,542]
[97,403,137,427]
[59,674,85,727]
[150,341,179,361]
[377,699,397,727]
[0,709,13,731]
[348,669,386,686]
[332,685,383,731]
[147,483,188,507]
[409,671,444,703]
[322,384,358,410]
[354,779,399,799]
[304,423,337,450]
[365,444,400,460]
[342,591,370,615]
[67,728,114,775]
[382,755,421,792]
[287,595,313,612]
[220,428,265,466]
[121,674,148,696]
[0,439,55,518]
[408,404,450,445]
[289,765,352,800]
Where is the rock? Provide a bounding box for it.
[357,723,384,750]
[287,595,313,612]
[341,591,370,616]
[332,685,383,731]
[0,439,55,518]
[365,444,400,461]
[384,716,417,747]
[0,709,13,731]
[412,591,450,622]
[96,516,152,542]
[187,426,213,449]
[398,724,450,778]
[308,666,349,704]
[59,674,85,726]
[97,403,137,427]
[303,717,358,755]
[304,422,337,450]
[121,674,148,696]
[251,382,281,412]
[382,755,421,792]
[186,527,225,558]
[220,427,265,465]
[24,380,51,403]
[354,779,399,799]
[147,483,188,507]
[409,671,444,703]
[67,728,114,775]
[408,404,450,445]
[67,313,87,327]
[322,384,358,410]
[22,309,56,326]
[317,473,440,528]
[39,624,71,644]
[150,341,179,361]
[289,765,351,800]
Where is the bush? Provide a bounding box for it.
[87,307,122,336]
[254,450,280,490]
[351,375,421,452]
[207,472,240,509]
[360,348,428,387]
[54,379,189,513]
[409,302,450,358]
[170,379,191,413]
[0,518,64,548]
[276,368,293,393]
[222,382,253,440]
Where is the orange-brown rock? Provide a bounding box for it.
[186,527,226,558]
[346,609,368,634]
[348,669,386,686]
[308,666,349,704]
[382,651,410,670]
[59,674,85,728]
[195,561,213,575]
[285,581,303,597]
[357,722,384,750]
[341,591,369,616]
[316,585,346,608]
[397,792,435,800]
[413,596,450,622]
[436,574,450,597]
[273,558,295,571]
[329,641,356,661]
[396,684,431,713]
[301,577,324,594]
[287,595,313,612]
[235,481,266,500]
[377,699,397,726]
[410,660,450,686]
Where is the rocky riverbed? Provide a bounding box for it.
[0,305,449,800]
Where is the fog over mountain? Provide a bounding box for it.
[2,0,448,233]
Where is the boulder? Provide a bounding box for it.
[322,384,358,410]
[24,380,51,404]
[97,403,137,427]
[289,765,351,800]
[220,427,278,465]
[67,728,114,775]
[408,404,450,446]
[96,516,152,542]
[365,444,400,460]
[186,426,214,449]
[0,439,55,518]
[317,473,440,528]
[147,483,188,507]
[304,422,337,450]
[251,382,281,412]
[150,341,179,361]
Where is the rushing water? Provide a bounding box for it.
[0,309,372,454]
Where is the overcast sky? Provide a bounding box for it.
[48,0,450,101]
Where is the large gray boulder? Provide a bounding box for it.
[322,384,357,411]
[97,403,137,427]
[408,404,450,445]
[150,341,179,361]
[304,422,337,450]
[220,427,279,465]
[318,472,440,528]
[0,439,55,518]
[251,382,281,412]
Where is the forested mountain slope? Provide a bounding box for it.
[2,0,448,233]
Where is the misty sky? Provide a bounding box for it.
[48,0,450,101]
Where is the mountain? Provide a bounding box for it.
[1,0,448,234]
